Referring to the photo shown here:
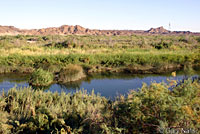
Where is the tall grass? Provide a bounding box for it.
[0,51,199,74]
[0,34,199,74]
[0,52,199,67]
[0,79,200,133]
[0,87,108,134]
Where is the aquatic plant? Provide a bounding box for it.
[0,87,109,134]
[57,64,86,83]
[29,68,53,86]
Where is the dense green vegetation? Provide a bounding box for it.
[29,68,54,86]
[0,79,199,133]
[0,34,200,133]
[0,34,199,75]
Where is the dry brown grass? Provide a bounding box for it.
[58,64,86,83]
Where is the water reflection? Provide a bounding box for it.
[0,68,199,99]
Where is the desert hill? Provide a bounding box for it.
[0,26,22,35]
[0,25,198,36]
[146,26,170,34]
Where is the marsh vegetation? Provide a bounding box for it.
[57,64,86,83]
[0,78,200,133]
[0,34,199,76]
[0,34,200,133]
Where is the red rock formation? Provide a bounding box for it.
[0,25,198,36]
[0,25,22,35]
[146,26,170,34]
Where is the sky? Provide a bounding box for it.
[0,0,199,32]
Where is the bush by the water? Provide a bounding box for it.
[113,79,200,133]
[29,68,53,86]
[0,79,200,133]
[57,64,85,83]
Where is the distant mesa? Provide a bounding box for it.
[0,25,22,35]
[146,26,170,34]
[0,25,197,36]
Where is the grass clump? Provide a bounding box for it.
[29,68,53,86]
[57,64,85,83]
[0,87,109,134]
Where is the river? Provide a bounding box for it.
[0,68,199,99]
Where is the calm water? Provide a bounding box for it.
[0,68,199,99]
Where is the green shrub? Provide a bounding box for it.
[46,38,78,49]
[112,79,200,133]
[29,68,53,86]
[152,40,172,50]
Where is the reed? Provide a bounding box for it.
[57,64,86,83]
[0,78,199,133]
[29,68,54,86]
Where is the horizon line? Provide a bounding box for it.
[0,24,199,33]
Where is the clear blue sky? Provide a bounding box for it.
[0,0,199,32]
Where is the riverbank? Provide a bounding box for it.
[0,35,200,133]
[0,35,199,73]
[0,52,199,74]
[0,78,199,134]
[0,34,199,87]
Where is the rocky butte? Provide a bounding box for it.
[0,25,199,36]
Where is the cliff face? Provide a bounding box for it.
[0,25,197,36]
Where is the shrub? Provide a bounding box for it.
[112,79,200,133]
[42,36,50,41]
[152,40,172,50]
[29,68,53,86]
[179,37,189,43]
[46,38,78,49]
[196,37,200,43]
[57,64,85,83]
